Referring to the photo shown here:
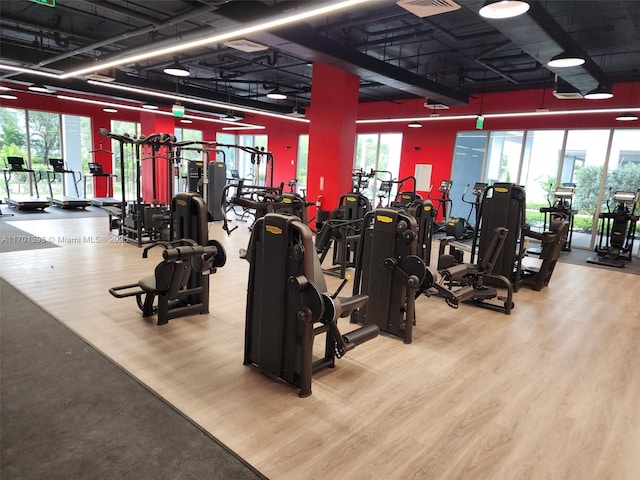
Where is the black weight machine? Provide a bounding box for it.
[109,192,226,325]
[2,156,50,211]
[221,180,286,235]
[45,158,91,209]
[177,141,227,222]
[470,182,527,290]
[520,216,570,290]
[244,213,379,397]
[350,208,427,344]
[531,184,576,253]
[418,226,514,314]
[314,191,372,278]
[587,189,639,268]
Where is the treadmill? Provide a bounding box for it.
[84,162,122,208]
[46,158,91,209]
[2,156,50,211]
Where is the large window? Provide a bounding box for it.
[296,134,309,194]
[353,133,402,205]
[238,135,268,185]
[450,128,640,252]
[110,120,140,201]
[1,108,90,198]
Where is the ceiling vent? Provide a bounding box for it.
[424,98,450,109]
[552,77,583,99]
[85,70,116,82]
[223,39,269,53]
[396,0,461,18]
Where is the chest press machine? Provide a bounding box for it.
[244,213,379,397]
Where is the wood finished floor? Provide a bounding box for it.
[1,216,640,480]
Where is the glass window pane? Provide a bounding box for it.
[483,131,524,185]
[566,129,611,248]
[520,130,565,229]
[110,120,139,200]
[449,131,487,219]
[296,134,309,193]
[0,107,29,196]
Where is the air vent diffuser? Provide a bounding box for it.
[396,0,460,17]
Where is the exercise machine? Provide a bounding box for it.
[45,158,91,209]
[471,183,527,290]
[420,227,514,314]
[532,184,576,252]
[428,180,453,233]
[587,189,639,268]
[444,182,487,241]
[244,213,379,397]
[109,192,226,325]
[521,216,570,290]
[2,156,50,211]
[315,191,372,278]
[351,208,427,343]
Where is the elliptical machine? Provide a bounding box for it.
[587,189,639,268]
[444,182,487,241]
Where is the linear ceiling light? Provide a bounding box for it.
[479,0,530,19]
[57,94,264,128]
[547,52,585,68]
[0,63,61,78]
[408,121,423,128]
[87,80,310,123]
[61,0,371,79]
[0,93,18,100]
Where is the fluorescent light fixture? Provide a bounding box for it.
[103,107,118,113]
[407,121,422,128]
[0,86,10,91]
[0,93,18,100]
[616,112,639,121]
[547,52,585,68]
[0,63,60,78]
[87,80,311,123]
[266,87,287,100]
[142,104,159,110]
[357,107,640,124]
[56,94,264,128]
[61,0,371,79]
[180,118,193,124]
[479,0,530,19]
[584,85,614,100]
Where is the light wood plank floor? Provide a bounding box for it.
[1,216,639,479]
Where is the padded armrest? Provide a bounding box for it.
[337,294,369,318]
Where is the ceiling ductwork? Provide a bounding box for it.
[458,0,610,95]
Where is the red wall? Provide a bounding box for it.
[5,81,639,204]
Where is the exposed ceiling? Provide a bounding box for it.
[1,0,639,119]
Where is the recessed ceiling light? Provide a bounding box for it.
[584,84,614,100]
[408,121,423,128]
